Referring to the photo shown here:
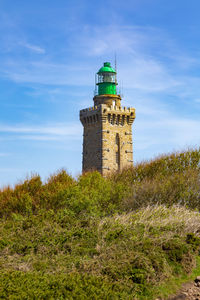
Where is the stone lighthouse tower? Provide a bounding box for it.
[80,62,135,176]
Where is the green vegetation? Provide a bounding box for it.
[0,148,200,299]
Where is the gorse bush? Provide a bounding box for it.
[123,168,200,211]
[0,271,129,299]
[0,170,75,216]
[0,169,127,217]
[1,148,200,217]
[0,206,200,299]
[0,148,200,299]
[111,148,200,183]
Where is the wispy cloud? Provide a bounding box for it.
[0,153,10,157]
[0,123,82,141]
[1,24,198,96]
[2,61,93,86]
[0,22,199,156]
[133,102,200,161]
[21,42,45,54]
[17,135,72,141]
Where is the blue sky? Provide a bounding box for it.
[0,0,200,186]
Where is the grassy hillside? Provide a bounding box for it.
[0,148,200,299]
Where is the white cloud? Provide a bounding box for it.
[119,57,180,92]
[22,43,45,54]
[0,123,82,141]
[2,61,93,86]
[0,153,10,157]
[17,135,78,141]
[74,25,160,57]
[0,23,200,159]
[133,108,200,160]
[124,89,200,161]
[0,24,195,95]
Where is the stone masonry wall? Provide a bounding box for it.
[80,101,135,176]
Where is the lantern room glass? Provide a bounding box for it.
[98,73,116,83]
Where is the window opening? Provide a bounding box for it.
[115,133,120,170]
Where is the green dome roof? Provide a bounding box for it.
[97,62,116,74]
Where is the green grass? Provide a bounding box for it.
[0,148,200,299]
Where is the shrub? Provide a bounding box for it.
[122,168,200,211]
[0,149,200,299]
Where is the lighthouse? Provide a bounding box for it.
[80,62,135,176]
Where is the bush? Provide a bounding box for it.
[122,168,200,211]
[0,271,129,299]
[0,149,200,299]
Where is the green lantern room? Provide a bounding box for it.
[97,62,117,95]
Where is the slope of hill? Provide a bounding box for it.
[0,149,200,299]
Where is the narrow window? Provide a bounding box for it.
[116,152,119,164]
[115,133,120,170]
[112,114,116,125]
[116,133,119,145]
[121,115,125,125]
